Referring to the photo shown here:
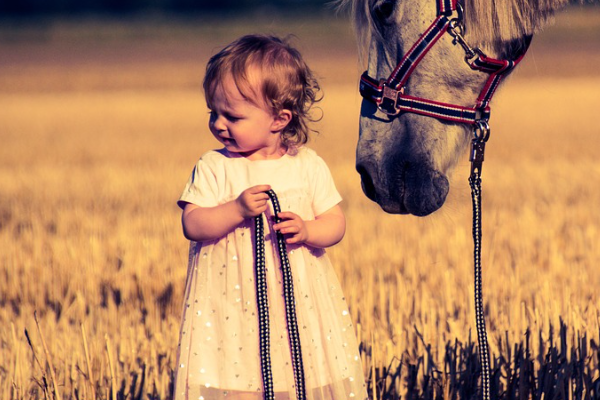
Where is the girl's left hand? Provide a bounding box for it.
[273,212,308,244]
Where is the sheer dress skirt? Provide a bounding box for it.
[174,220,368,400]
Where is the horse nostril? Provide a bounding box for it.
[356,164,377,201]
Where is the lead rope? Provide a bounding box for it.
[469,122,491,400]
[254,189,307,400]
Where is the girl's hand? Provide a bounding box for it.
[273,212,308,244]
[236,185,271,218]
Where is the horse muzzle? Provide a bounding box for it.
[356,157,449,216]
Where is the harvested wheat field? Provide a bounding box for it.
[1,6,599,400]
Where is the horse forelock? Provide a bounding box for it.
[338,0,570,58]
[464,0,570,51]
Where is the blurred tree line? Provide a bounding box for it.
[0,0,330,15]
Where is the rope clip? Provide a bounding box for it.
[470,120,490,176]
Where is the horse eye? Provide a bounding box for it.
[373,0,395,22]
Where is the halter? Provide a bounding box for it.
[359,0,528,174]
[360,0,527,124]
[359,1,531,399]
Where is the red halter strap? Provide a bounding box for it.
[359,0,528,125]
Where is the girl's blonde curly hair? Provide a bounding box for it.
[203,34,322,147]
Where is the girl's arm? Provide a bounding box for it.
[182,184,271,242]
[274,204,345,248]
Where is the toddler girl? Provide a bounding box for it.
[174,34,367,400]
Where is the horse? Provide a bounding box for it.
[340,0,570,216]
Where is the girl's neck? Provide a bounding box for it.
[231,145,289,161]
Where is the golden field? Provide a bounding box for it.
[1,7,600,399]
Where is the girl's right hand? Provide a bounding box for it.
[236,185,271,218]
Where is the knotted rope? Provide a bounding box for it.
[254,189,306,400]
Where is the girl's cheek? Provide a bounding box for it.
[208,125,219,138]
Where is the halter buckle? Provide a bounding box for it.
[378,83,403,116]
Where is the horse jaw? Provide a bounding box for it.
[356,0,492,216]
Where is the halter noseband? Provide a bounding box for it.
[359,0,528,133]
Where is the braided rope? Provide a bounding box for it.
[254,208,274,400]
[469,169,491,400]
[254,189,307,400]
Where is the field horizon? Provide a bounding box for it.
[1,6,600,400]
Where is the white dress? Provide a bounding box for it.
[174,147,367,400]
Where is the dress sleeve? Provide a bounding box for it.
[311,154,343,216]
[177,158,220,210]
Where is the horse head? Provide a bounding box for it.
[345,0,567,216]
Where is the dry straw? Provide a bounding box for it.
[34,312,62,400]
[81,324,96,400]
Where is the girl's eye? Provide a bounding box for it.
[226,114,242,122]
[207,110,242,122]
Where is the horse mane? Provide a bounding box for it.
[337,0,570,57]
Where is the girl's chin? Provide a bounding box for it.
[221,139,236,146]
[223,146,252,157]
[224,145,244,153]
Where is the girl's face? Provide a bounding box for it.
[208,74,290,160]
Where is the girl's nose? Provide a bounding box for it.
[211,114,226,132]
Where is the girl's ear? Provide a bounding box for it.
[271,109,292,132]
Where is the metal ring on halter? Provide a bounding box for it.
[448,3,464,25]
[473,120,490,142]
[448,18,463,36]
